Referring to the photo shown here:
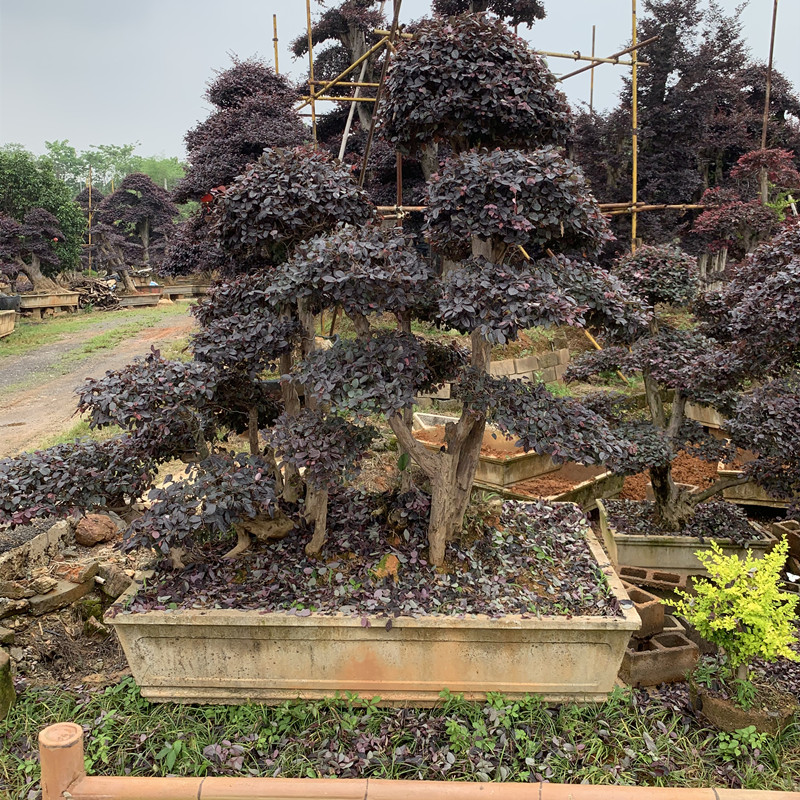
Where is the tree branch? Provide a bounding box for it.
[689,474,751,505]
[388,412,440,475]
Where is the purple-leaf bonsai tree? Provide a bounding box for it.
[567,235,800,533]
[94,172,178,280]
[0,209,65,293]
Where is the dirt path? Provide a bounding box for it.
[0,311,195,457]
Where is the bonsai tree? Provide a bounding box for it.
[0,208,65,292]
[432,0,546,26]
[568,237,800,531]
[95,172,178,275]
[173,57,306,203]
[676,538,798,686]
[262,14,644,565]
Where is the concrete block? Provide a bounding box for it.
[558,347,571,365]
[618,565,689,592]
[515,371,535,383]
[538,351,559,369]
[554,363,568,382]
[489,359,516,377]
[28,580,92,616]
[0,520,73,581]
[414,396,433,410]
[619,631,699,687]
[0,581,33,600]
[514,355,539,373]
[539,366,557,383]
[622,581,665,639]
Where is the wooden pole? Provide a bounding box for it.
[396,151,403,213]
[589,25,596,113]
[557,34,658,81]
[305,0,316,146]
[87,165,93,275]
[631,0,639,252]
[39,723,86,800]
[273,14,279,74]
[761,0,779,150]
[358,0,402,188]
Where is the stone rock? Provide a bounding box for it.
[374,554,400,582]
[54,560,99,584]
[242,514,295,542]
[0,650,14,721]
[28,580,92,616]
[29,576,58,595]
[84,616,110,638]
[9,646,23,662]
[0,580,33,600]
[97,563,132,600]
[75,514,118,546]
[0,626,14,645]
[78,595,104,621]
[100,510,126,532]
[0,598,29,620]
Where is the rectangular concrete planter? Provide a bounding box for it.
[596,499,776,576]
[717,461,797,509]
[773,519,800,560]
[480,465,624,512]
[413,413,557,487]
[117,293,161,308]
[0,309,15,338]
[18,292,79,311]
[161,284,210,299]
[107,527,640,705]
[684,401,726,430]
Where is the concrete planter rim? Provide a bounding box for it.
[596,498,775,548]
[109,527,640,632]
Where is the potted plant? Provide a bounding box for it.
[676,537,799,734]
[9,12,645,703]
[570,233,800,573]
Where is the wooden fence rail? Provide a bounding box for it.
[39,723,797,800]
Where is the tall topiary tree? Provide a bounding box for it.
[173,57,307,203]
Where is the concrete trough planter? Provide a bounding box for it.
[717,457,798,509]
[18,291,79,318]
[684,401,726,430]
[107,528,640,705]
[479,464,624,512]
[117,293,161,308]
[412,413,557,487]
[0,309,16,338]
[596,499,776,576]
[161,284,210,300]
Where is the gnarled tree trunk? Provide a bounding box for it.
[15,255,61,293]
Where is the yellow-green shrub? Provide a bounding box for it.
[676,537,798,679]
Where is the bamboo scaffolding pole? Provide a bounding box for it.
[631,0,639,252]
[273,14,279,74]
[296,35,389,111]
[358,0,402,188]
[302,95,376,103]
[761,0,779,151]
[589,25,596,113]
[557,34,659,81]
[305,0,316,145]
[87,166,93,274]
[309,80,381,88]
[606,203,705,216]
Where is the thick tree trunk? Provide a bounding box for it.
[279,351,302,503]
[121,270,137,294]
[398,313,415,492]
[15,255,60,293]
[304,486,329,557]
[139,219,151,267]
[419,143,439,182]
[248,404,260,455]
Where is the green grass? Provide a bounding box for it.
[1,681,798,796]
[0,304,188,359]
[33,419,123,451]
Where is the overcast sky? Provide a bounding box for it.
[1,1,798,160]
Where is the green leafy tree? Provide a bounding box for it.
[0,149,83,272]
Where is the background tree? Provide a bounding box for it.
[432,0,545,26]
[291,1,386,131]
[173,57,307,203]
[0,209,65,292]
[0,149,84,272]
[95,172,178,277]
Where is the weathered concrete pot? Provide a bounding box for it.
[161,284,210,299]
[596,499,776,576]
[18,291,79,311]
[413,413,557,487]
[0,309,16,338]
[117,293,160,308]
[689,680,798,734]
[684,402,726,430]
[487,465,624,512]
[718,459,798,509]
[773,519,800,560]
[107,529,640,705]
